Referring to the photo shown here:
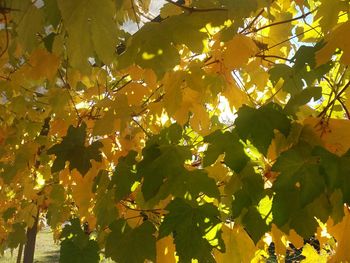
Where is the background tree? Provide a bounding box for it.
[0,0,350,262]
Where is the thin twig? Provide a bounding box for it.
[248,9,316,34]
[132,118,151,137]
[337,98,350,119]
[0,12,9,58]
[318,80,350,117]
[255,54,293,62]
[239,8,265,34]
[164,0,227,13]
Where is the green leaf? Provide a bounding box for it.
[159,198,223,263]
[10,0,43,52]
[57,0,117,71]
[94,190,118,229]
[60,219,99,263]
[2,207,16,221]
[7,223,26,249]
[242,207,270,244]
[272,144,325,207]
[138,144,191,201]
[112,151,139,202]
[231,165,264,218]
[235,103,291,155]
[204,130,249,172]
[105,220,156,263]
[269,64,304,95]
[118,12,227,78]
[284,86,322,115]
[47,123,103,175]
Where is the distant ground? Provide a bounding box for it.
[0,228,60,263]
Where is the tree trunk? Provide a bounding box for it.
[23,209,39,263]
[16,243,23,263]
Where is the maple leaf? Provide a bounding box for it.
[105,219,156,263]
[47,123,103,175]
[214,224,256,263]
[235,103,291,155]
[203,130,249,172]
[159,198,224,262]
[59,218,100,263]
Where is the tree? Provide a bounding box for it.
[0,0,349,262]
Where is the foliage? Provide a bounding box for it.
[0,0,350,262]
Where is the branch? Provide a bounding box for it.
[318,80,350,117]
[0,12,9,58]
[239,8,265,34]
[164,0,227,13]
[248,9,316,34]
[255,54,293,62]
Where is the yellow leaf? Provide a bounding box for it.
[222,83,249,110]
[327,208,350,262]
[301,243,327,263]
[287,229,304,248]
[204,156,230,182]
[17,203,38,228]
[214,224,256,263]
[189,104,211,135]
[156,236,176,263]
[160,3,183,19]
[26,49,60,80]
[173,87,199,125]
[71,162,100,219]
[123,82,150,105]
[270,224,287,256]
[163,72,185,115]
[304,117,350,155]
[222,35,258,70]
[316,21,350,66]
[93,110,118,136]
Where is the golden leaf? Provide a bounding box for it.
[156,236,176,263]
[301,243,328,263]
[287,229,304,248]
[304,117,350,155]
[222,35,258,70]
[270,224,287,256]
[327,208,350,262]
[214,224,256,263]
[26,49,60,80]
[316,21,350,66]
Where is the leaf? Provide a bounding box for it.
[222,35,258,70]
[159,198,223,262]
[272,144,325,208]
[26,49,60,80]
[47,123,103,175]
[138,143,191,201]
[327,208,350,262]
[301,243,327,263]
[203,130,249,172]
[57,0,117,71]
[94,190,117,228]
[105,220,156,263]
[284,86,322,115]
[235,103,291,155]
[59,218,99,263]
[156,236,176,263]
[214,224,256,263]
[314,0,348,34]
[111,151,139,202]
[7,223,26,249]
[92,110,117,136]
[316,21,350,66]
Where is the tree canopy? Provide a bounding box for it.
[0,0,350,262]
